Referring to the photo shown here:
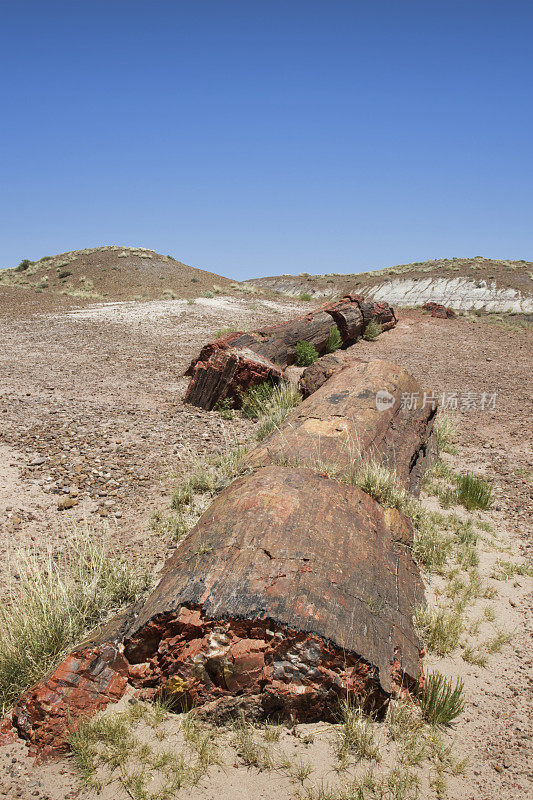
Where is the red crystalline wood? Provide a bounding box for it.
[183,295,397,410]
[184,348,284,410]
[11,645,129,758]
[249,359,436,494]
[122,467,424,707]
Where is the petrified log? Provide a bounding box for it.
[422,302,457,319]
[184,295,397,409]
[249,359,436,493]
[6,467,424,754]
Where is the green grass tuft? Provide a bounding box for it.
[418,672,464,725]
[326,324,342,353]
[456,472,493,510]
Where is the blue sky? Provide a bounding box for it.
[1,1,531,279]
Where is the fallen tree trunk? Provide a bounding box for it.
[249,359,436,494]
[8,467,424,755]
[184,295,397,410]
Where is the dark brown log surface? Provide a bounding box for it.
[249,359,436,493]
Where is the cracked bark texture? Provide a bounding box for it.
[184,295,397,409]
[249,359,436,494]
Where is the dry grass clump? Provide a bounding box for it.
[241,381,302,440]
[0,533,150,715]
[362,319,383,341]
[414,604,463,655]
[336,700,382,765]
[434,412,458,455]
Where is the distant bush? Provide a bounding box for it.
[294,340,319,366]
[15,259,32,272]
[326,324,342,353]
[202,291,214,299]
[363,319,383,341]
[57,269,72,279]
[299,292,312,301]
[190,277,199,283]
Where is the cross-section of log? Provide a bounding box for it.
[249,359,436,493]
[184,295,397,409]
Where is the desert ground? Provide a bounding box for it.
[0,289,531,800]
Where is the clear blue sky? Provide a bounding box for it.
[1,1,531,279]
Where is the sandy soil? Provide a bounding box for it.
[0,299,531,800]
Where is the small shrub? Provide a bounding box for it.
[456,473,493,510]
[57,269,72,279]
[215,326,239,338]
[15,259,32,272]
[326,324,342,353]
[294,340,319,366]
[299,292,312,301]
[201,290,214,299]
[190,277,199,283]
[418,672,464,725]
[362,319,383,341]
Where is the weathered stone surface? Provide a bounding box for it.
[249,359,436,493]
[184,295,397,409]
[422,301,457,319]
[298,351,352,398]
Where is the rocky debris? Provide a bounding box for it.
[422,301,458,319]
[249,359,436,494]
[184,295,397,409]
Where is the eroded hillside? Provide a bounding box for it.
[247,257,533,313]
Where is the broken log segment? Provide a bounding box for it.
[249,359,436,494]
[6,467,424,755]
[184,295,397,410]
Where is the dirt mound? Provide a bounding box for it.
[247,257,533,313]
[0,245,237,302]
